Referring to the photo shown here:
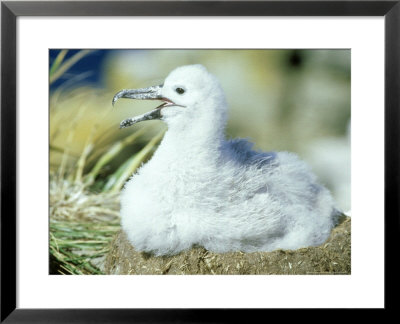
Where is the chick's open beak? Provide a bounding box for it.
[113,84,170,128]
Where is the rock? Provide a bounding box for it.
[104,217,350,275]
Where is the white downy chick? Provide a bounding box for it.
[113,64,340,256]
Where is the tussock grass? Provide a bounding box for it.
[49,177,121,274]
[50,220,120,274]
[49,50,164,274]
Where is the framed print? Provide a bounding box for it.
[1,0,399,321]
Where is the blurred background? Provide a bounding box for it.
[50,49,350,211]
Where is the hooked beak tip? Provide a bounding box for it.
[112,92,123,107]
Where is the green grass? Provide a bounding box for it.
[50,220,120,274]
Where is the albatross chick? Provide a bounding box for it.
[112,64,341,256]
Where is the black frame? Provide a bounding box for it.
[1,0,398,322]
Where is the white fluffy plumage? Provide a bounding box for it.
[117,64,340,256]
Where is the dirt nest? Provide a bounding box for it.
[104,217,350,275]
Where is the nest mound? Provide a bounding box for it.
[104,217,350,275]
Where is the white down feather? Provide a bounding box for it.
[120,64,339,256]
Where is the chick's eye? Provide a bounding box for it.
[175,87,185,95]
